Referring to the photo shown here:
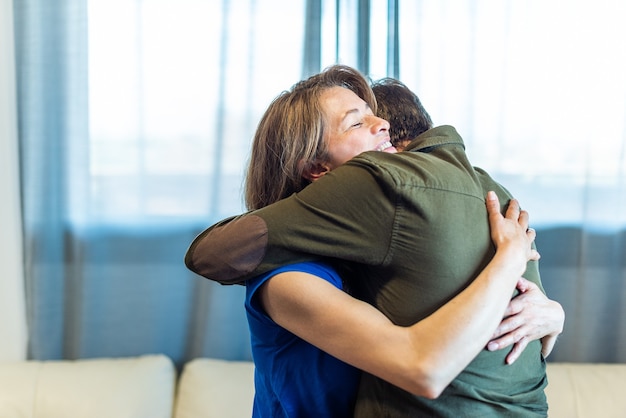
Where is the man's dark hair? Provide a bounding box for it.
[372,78,433,147]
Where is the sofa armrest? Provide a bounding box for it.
[174,358,255,418]
[0,354,175,418]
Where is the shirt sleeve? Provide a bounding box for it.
[246,261,344,320]
[185,157,399,285]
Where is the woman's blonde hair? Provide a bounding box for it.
[244,65,376,210]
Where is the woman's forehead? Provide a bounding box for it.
[320,87,368,118]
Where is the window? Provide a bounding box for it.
[87,0,306,222]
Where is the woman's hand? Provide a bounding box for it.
[486,278,565,364]
[485,191,540,267]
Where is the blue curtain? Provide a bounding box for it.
[14,0,626,367]
[14,0,258,368]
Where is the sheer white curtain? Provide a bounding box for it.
[14,0,626,365]
[397,1,626,228]
[15,0,309,367]
[1,0,27,361]
[85,0,308,223]
[395,0,626,362]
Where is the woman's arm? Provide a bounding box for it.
[260,192,539,399]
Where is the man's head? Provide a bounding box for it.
[371,78,433,150]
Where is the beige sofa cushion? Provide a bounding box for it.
[546,362,626,418]
[173,359,626,418]
[174,358,255,418]
[0,354,175,418]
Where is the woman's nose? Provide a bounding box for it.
[370,115,390,132]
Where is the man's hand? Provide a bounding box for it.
[486,278,565,364]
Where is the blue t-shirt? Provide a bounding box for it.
[246,261,361,418]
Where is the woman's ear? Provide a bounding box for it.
[302,161,331,182]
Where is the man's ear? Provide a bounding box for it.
[302,161,330,182]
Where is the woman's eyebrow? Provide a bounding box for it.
[337,107,358,123]
[340,102,371,122]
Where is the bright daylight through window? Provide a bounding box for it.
[87,0,626,229]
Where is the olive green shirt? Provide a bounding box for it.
[186,125,548,417]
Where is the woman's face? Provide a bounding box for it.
[321,86,396,171]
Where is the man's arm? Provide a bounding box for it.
[185,162,397,284]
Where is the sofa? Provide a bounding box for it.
[0,355,625,417]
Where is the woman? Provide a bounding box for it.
[188,65,563,417]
